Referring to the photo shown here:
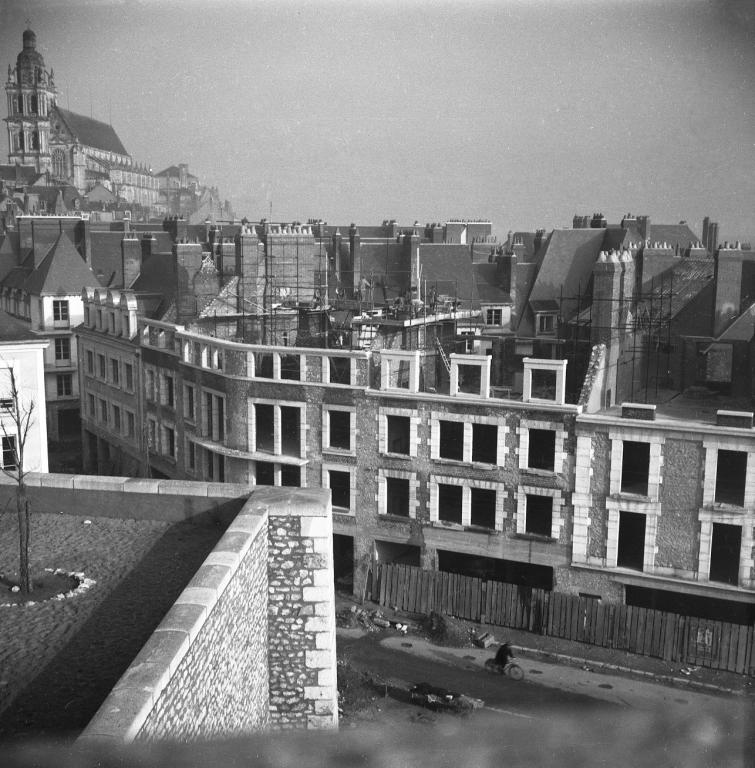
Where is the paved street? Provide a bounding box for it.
[338,629,753,729]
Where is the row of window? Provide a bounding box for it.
[616,439,749,507]
[86,394,137,439]
[86,350,135,391]
[85,306,132,337]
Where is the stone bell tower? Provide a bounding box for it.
[4,28,57,172]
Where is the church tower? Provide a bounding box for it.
[4,28,56,172]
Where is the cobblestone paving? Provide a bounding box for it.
[0,512,224,744]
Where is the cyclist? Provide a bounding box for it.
[494,642,514,669]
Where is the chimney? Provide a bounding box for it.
[174,242,205,323]
[121,232,141,289]
[637,215,650,241]
[141,232,156,260]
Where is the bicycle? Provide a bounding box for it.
[484,657,525,681]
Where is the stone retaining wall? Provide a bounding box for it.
[10,477,343,743]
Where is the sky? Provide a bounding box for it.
[1,0,754,242]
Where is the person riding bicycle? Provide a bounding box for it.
[494,642,514,668]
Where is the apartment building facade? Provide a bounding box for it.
[78,292,581,597]
[572,402,755,621]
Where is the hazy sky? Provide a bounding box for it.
[2,0,754,241]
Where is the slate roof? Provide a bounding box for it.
[0,309,37,342]
[0,164,43,187]
[640,258,714,320]
[419,245,477,304]
[527,229,606,308]
[473,262,512,304]
[154,165,198,180]
[53,107,129,157]
[22,233,102,295]
[715,303,755,342]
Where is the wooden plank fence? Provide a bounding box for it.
[369,564,755,676]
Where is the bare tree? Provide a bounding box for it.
[1,366,36,594]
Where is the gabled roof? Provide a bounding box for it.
[52,106,129,157]
[22,233,102,295]
[154,165,198,180]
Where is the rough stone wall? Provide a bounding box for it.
[265,491,337,730]
[588,431,611,560]
[554,565,624,601]
[656,438,704,573]
[135,525,270,741]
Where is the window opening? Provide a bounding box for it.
[439,420,464,461]
[472,423,497,464]
[528,429,555,470]
[709,523,741,585]
[617,511,646,570]
[386,477,409,517]
[715,450,747,505]
[470,488,496,529]
[525,495,552,536]
[438,483,463,525]
[621,441,650,495]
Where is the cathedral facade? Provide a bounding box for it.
[4,28,159,211]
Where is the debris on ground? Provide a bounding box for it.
[424,611,475,648]
[473,631,496,649]
[336,605,411,633]
[409,682,484,714]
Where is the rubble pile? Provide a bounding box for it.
[423,611,474,648]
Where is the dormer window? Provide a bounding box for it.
[537,313,556,335]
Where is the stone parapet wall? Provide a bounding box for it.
[73,483,336,743]
[0,473,250,524]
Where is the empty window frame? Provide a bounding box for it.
[708,523,741,586]
[255,353,274,378]
[280,406,301,456]
[470,488,496,529]
[617,511,646,571]
[124,363,134,391]
[438,483,463,525]
[385,477,410,517]
[530,368,557,400]
[525,494,553,537]
[438,420,464,461]
[255,403,274,453]
[715,450,747,506]
[163,375,175,408]
[280,464,300,487]
[387,415,410,455]
[457,364,481,396]
[280,354,301,381]
[163,426,176,459]
[472,423,497,464]
[328,469,351,511]
[528,429,556,471]
[328,356,352,385]
[86,350,94,375]
[205,449,225,482]
[621,441,650,495]
[324,408,352,452]
[98,353,106,378]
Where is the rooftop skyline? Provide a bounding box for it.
[2,0,754,242]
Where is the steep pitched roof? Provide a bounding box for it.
[473,262,512,304]
[52,106,129,156]
[0,164,43,187]
[22,233,102,295]
[528,228,605,308]
[419,245,478,305]
[0,309,37,342]
[715,303,755,342]
[640,258,714,320]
